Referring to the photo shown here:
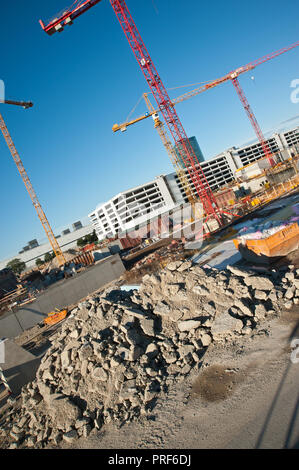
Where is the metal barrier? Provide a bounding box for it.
[71,251,94,267]
[250,174,299,209]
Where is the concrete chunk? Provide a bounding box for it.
[178,320,202,332]
[244,276,274,291]
[227,265,250,278]
[211,311,243,336]
[234,299,254,317]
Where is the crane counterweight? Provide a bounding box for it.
[40,0,103,35]
[39,0,299,225]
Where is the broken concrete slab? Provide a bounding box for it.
[234,299,254,317]
[210,311,244,337]
[178,320,202,332]
[244,276,274,291]
[0,256,294,449]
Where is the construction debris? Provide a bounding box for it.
[235,203,299,242]
[0,258,297,449]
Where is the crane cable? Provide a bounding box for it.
[124,79,222,123]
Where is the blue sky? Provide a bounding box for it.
[0,0,298,260]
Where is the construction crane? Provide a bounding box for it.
[39,0,103,35]
[113,39,299,167]
[40,0,223,226]
[112,94,201,212]
[114,93,240,220]
[0,100,66,266]
[143,94,201,218]
[0,99,33,109]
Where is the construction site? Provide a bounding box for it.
[0,0,299,453]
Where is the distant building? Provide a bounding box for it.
[0,223,94,270]
[174,136,204,168]
[28,239,39,249]
[89,175,176,240]
[89,126,299,240]
[72,221,83,231]
[227,127,299,167]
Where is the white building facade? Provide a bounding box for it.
[89,175,176,240]
[0,223,94,270]
[89,126,299,240]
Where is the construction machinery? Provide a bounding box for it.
[142,94,201,219]
[113,40,299,168]
[43,308,68,326]
[234,222,299,263]
[40,0,223,228]
[0,100,66,266]
[39,0,103,35]
[0,99,33,109]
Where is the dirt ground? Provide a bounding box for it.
[277,250,299,268]
[53,305,299,450]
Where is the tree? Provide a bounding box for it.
[77,238,86,248]
[89,230,98,243]
[36,258,43,267]
[6,258,26,275]
[78,231,98,248]
[44,252,55,263]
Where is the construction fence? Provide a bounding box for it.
[249,174,299,209]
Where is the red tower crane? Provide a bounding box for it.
[113,39,299,166]
[39,0,103,35]
[197,40,299,167]
[39,0,222,224]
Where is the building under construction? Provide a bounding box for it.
[89,126,299,240]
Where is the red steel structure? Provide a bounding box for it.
[40,0,221,222]
[39,0,103,35]
[40,1,299,213]
[113,40,299,168]
[171,40,299,167]
[109,1,221,219]
[231,77,275,166]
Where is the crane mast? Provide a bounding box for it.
[143,93,199,213]
[114,39,299,168]
[40,0,221,221]
[40,0,299,220]
[231,77,275,166]
[0,103,66,266]
[109,0,220,221]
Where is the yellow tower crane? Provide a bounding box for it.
[143,94,202,220]
[113,93,203,220]
[0,99,66,266]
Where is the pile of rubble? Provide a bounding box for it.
[1,260,298,448]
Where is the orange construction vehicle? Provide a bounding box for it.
[43,309,68,326]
